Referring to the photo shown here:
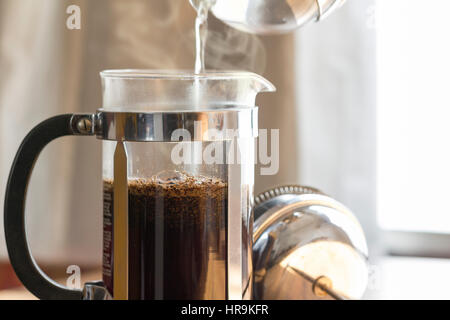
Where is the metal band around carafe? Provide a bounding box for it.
[95,109,258,142]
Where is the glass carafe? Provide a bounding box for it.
[3,70,275,300]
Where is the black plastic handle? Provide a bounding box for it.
[4,114,95,300]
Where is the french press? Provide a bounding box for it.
[4,70,368,300]
[4,70,274,300]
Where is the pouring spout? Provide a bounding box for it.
[248,72,276,94]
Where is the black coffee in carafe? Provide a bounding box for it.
[103,173,228,300]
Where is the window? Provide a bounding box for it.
[376,0,450,235]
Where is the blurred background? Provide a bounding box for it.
[0,0,449,299]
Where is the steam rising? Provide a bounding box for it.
[109,0,182,68]
[109,0,266,74]
[205,25,266,74]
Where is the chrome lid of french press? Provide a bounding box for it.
[252,185,369,300]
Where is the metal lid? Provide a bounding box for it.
[253,185,369,300]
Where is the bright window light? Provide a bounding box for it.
[377,0,450,233]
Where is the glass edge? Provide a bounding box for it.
[99,69,276,92]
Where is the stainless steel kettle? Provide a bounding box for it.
[193,0,346,34]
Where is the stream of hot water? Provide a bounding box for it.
[191,0,216,74]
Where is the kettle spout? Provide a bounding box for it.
[210,0,347,35]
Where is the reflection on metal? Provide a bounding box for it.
[316,0,347,21]
[227,152,243,300]
[76,117,93,135]
[70,114,96,136]
[287,267,345,300]
[210,0,346,34]
[254,185,324,206]
[113,141,129,300]
[96,109,258,142]
[253,185,369,300]
[312,275,333,297]
[82,281,112,300]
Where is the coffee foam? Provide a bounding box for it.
[104,171,227,200]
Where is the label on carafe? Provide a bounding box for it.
[103,181,114,296]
